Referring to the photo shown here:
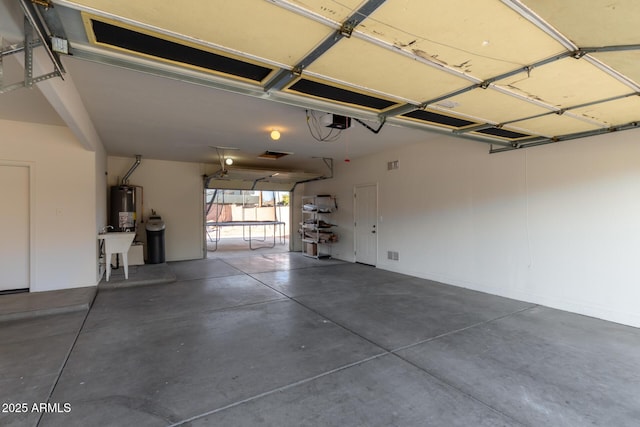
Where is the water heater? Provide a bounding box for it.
[110,185,136,231]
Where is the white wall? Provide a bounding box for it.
[107,157,207,262]
[306,130,640,328]
[0,119,99,291]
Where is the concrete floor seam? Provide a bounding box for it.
[35,291,99,427]
[157,262,397,426]
[6,253,637,426]
[107,264,539,427]
[167,352,388,427]
[378,305,543,427]
[389,304,541,354]
[164,276,534,426]
[247,272,396,353]
[250,274,538,427]
[388,350,530,427]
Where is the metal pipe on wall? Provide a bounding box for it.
[121,154,141,185]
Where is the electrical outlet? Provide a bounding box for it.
[393,251,399,261]
[387,160,399,170]
[388,251,400,261]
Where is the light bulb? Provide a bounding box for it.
[270,130,281,140]
[225,158,233,166]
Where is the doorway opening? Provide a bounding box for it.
[205,189,290,258]
[0,163,32,293]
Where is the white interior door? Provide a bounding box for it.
[354,184,377,266]
[0,165,30,291]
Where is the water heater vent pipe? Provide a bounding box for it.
[122,155,142,185]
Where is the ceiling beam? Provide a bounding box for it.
[500,0,577,52]
[490,120,640,153]
[580,44,640,54]
[382,50,574,122]
[384,115,513,148]
[264,0,388,92]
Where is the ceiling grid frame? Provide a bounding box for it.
[21,0,640,152]
[263,0,388,92]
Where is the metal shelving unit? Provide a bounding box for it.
[300,195,337,258]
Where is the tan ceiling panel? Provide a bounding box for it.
[305,37,471,103]
[66,0,333,66]
[522,0,640,47]
[591,51,640,88]
[570,96,640,126]
[494,58,633,108]
[357,0,566,80]
[58,0,640,148]
[429,87,551,124]
[288,0,364,22]
[508,114,603,138]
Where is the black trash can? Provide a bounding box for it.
[146,215,166,264]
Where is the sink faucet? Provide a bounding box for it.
[101,225,114,233]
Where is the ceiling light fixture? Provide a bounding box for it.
[210,145,239,174]
[270,130,281,140]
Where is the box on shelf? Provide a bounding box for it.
[305,242,317,256]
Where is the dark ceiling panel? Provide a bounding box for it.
[475,127,531,139]
[288,78,398,111]
[402,109,477,128]
[90,19,273,82]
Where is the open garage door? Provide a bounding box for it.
[204,164,333,255]
[205,189,290,254]
[204,167,329,192]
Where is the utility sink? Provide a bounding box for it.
[98,232,135,281]
[98,232,135,253]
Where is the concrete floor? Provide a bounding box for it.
[1,252,639,426]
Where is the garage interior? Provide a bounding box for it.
[2,0,640,426]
